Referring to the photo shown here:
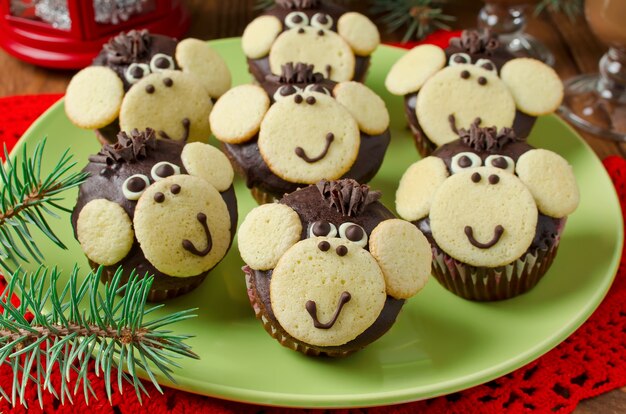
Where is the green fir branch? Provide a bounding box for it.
[0,139,88,273]
[0,266,199,408]
[371,0,455,42]
[254,0,355,11]
[535,0,584,20]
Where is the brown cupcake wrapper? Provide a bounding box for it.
[244,269,353,357]
[431,238,561,301]
[96,264,208,302]
[409,123,437,158]
[250,186,280,205]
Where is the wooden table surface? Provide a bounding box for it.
[0,0,624,412]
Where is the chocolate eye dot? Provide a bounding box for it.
[481,62,494,71]
[478,76,487,85]
[280,85,296,96]
[461,70,470,79]
[126,176,146,193]
[345,225,364,242]
[471,172,481,183]
[312,221,331,236]
[489,175,500,185]
[454,55,465,63]
[491,156,508,169]
[155,57,170,69]
[155,163,175,178]
[131,66,144,78]
[292,14,303,23]
[318,15,328,24]
[458,155,472,168]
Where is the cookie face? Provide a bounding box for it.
[72,130,236,279]
[271,237,387,347]
[258,91,360,184]
[120,71,212,142]
[242,2,379,83]
[134,175,231,276]
[65,31,230,142]
[430,167,538,267]
[270,26,355,82]
[417,64,516,146]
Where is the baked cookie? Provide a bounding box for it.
[65,30,231,144]
[239,179,431,357]
[71,129,238,302]
[396,125,579,301]
[385,29,563,156]
[242,0,379,89]
[212,62,391,204]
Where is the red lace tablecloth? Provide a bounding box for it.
[1,39,626,413]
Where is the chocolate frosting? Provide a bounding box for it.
[72,132,238,291]
[89,128,157,165]
[458,124,522,152]
[247,0,371,88]
[316,178,381,217]
[102,30,152,65]
[248,182,405,355]
[448,29,500,56]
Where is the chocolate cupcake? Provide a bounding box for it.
[241,0,380,90]
[385,29,563,156]
[395,125,579,301]
[211,62,391,204]
[238,179,431,356]
[65,29,231,145]
[72,129,238,302]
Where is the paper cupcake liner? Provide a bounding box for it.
[430,238,561,301]
[244,267,353,357]
[409,123,437,158]
[93,261,208,302]
[250,186,280,205]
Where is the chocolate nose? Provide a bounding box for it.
[318,241,330,251]
[306,96,316,105]
[336,245,347,256]
[471,172,481,183]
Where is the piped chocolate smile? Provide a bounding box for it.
[305,291,351,329]
[295,132,335,163]
[182,212,213,256]
[159,118,190,141]
[464,225,504,249]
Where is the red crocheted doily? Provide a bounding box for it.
[1,71,626,414]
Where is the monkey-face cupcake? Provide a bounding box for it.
[65,30,231,144]
[396,125,579,301]
[238,179,431,357]
[242,0,379,88]
[72,129,238,301]
[385,29,563,156]
[211,62,390,204]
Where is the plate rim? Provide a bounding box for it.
[7,39,625,409]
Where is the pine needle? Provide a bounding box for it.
[371,0,455,42]
[0,266,199,408]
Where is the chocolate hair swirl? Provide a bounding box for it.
[102,29,152,65]
[449,29,500,55]
[266,62,325,84]
[459,124,521,152]
[275,0,321,9]
[89,128,157,165]
[317,179,381,217]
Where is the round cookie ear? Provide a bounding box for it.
[181,142,234,192]
[210,85,270,144]
[385,44,446,96]
[396,156,449,222]
[175,38,232,99]
[65,66,124,129]
[242,15,283,59]
[238,204,303,271]
[337,12,380,56]
[500,58,563,116]
[515,149,579,217]
[76,199,134,266]
[333,81,389,135]
[369,219,431,299]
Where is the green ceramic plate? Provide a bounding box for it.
[11,38,623,408]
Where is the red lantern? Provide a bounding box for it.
[0,0,190,69]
